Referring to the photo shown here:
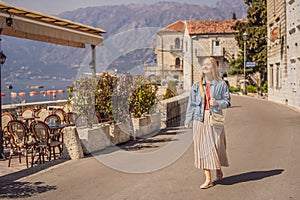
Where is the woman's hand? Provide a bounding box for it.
[209,98,219,106]
[185,123,190,128]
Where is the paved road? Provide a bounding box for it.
[0,95,299,200]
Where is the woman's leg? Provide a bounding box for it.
[216,168,223,180]
[200,169,213,189]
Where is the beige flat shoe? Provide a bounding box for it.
[200,181,214,189]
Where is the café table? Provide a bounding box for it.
[48,123,72,144]
[17,116,39,126]
[47,124,72,159]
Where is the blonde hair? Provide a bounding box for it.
[199,57,222,99]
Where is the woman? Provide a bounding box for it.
[185,57,231,189]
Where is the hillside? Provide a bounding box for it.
[2,0,247,83]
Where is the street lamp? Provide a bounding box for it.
[191,35,197,86]
[6,82,13,105]
[242,32,248,95]
[0,50,6,160]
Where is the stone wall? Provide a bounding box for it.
[77,123,131,154]
[131,113,161,139]
[76,113,161,154]
[62,126,84,160]
[160,92,189,127]
[64,93,189,156]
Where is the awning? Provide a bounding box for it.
[0,2,106,48]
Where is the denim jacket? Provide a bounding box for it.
[185,80,231,124]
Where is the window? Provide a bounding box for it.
[175,58,180,68]
[269,65,274,88]
[275,63,281,89]
[175,38,180,49]
[290,60,297,91]
[212,40,221,56]
[185,41,188,52]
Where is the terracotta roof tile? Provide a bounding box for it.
[187,20,238,35]
[162,20,242,35]
[164,20,185,32]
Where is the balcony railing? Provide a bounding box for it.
[170,65,183,71]
[170,45,183,50]
[195,47,224,57]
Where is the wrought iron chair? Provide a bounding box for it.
[36,108,50,122]
[30,121,62,162]
[7,120,35,168]
[1,112,15,147]
[44,114,62,125]
[52,108,66,124]
[21,107,35,118]
[64,112,78,125]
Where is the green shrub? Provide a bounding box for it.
[163,80,177,100]
[69,73,159,123]
[261,81,268,93]
[246,85,258,93]
[129,75,158,118]
[229,86,240,93]
[95,73,118,121]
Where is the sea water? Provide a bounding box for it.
[1,79,73,105]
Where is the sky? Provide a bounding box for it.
[2,0,219,15]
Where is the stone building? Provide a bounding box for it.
[267,0,300,109]
[183,20,240,90]
[149,21,185,84]
[149,20,240,90]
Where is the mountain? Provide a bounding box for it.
[2,0,247,83]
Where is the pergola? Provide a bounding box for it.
[0,2,106,158]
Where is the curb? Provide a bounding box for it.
[231,93,300,114]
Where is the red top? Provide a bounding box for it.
[205,83,211,110]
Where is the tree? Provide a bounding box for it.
[230,0,267,91]
[232,13,237,20]
[95,73,118,121]
[129,75,158,118]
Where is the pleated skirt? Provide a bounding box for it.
[193,110,229,169]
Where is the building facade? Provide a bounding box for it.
[183,20,240,90]
[267,0,300,109]
[150,20,240,90]
[286,0,300,108]
[149,21,184,84]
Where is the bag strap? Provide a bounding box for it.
[205,85,211,112]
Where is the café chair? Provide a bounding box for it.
[30,121,62,162]
[7,120,35,168]
[21,107,35,118]
[64,112,78,125]
[36,108,50,122]
[1,112,16,147]
[52,108,66,124]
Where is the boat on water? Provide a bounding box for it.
[27,85,44,89]
[10,92,17,97]
[47,90,56,94]
[18,92,26,97]
[29,91,37,96]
